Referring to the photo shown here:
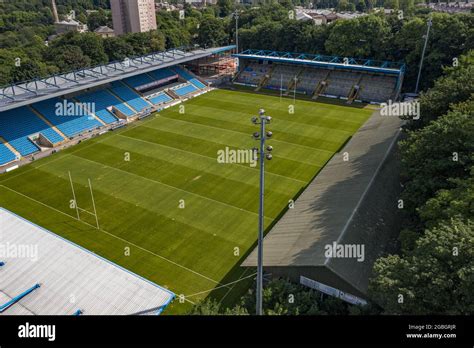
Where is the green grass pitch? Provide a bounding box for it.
[0,89,372,314]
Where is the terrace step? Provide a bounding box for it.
[28,106,68,140]
[0,136,21,159]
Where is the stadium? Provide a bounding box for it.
[0,42,405,315]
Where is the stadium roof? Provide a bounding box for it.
[242,111,403,296]
[0,208,175,315]
[233,49,405,75]
[0,45,236,113]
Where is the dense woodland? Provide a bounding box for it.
[0,0,473,315]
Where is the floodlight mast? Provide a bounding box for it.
[415,16,432,94]
[234,9,239,53]
[251,109,273,316]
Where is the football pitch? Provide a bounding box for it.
[0,89,372,314]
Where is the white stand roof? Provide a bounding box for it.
[0,208,174,315]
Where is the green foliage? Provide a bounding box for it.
[103,37,134,61]
[197,16,228,48]
[46,44,92,71]
[419,167,474,229]
[217,0,233,17]
[395,13,473,91]
[370,50,474,315]
[399,97,474,225]
[369,219,474,314]
[414,51,474,128]
[325,14,391,59]
[156,11,192,48]
[86,9,110,31]
[190,278,357,315]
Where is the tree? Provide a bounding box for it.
[50,31,108,65]
[10,59,45,83]
[197,16,228,48]
[336,0,351,11]
[393,14,472,92]
[398,100,474,226]
[356,0,367,11]
[123,30,165,55]
[325,15,391,59]
[413,50,474,128]
[70,32,108,65]
[189,278,356,315]
[47,45,92,71]
[369,219,474,314]
[217,0,233,17]
[103,37,134,61]
[86,9,109,31]
[419,169,474,229]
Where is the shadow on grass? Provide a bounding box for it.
[201,131,350,312]
[223,84,369,109]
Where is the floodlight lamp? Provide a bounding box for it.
[266,145,273,152]
[266,131,273,138]
[266,154,273,160]
[266,116,272,122]
[251,117,258,124]
[259,109,265,116]
[253,132,260,139]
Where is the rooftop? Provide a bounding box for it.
[243,111,403,294]
[0,45,236,113]
[233,49,405,75]
[0,208,175,315]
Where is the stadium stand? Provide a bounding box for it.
[172,66,207,89]
[108,82,150,113]
[0,143,17,165]
[297,68,330,95]
[324,71,361,98]
[32,98,102,138]
[235,62,272,86]
[0,107,64,156]
[0,46,234,168]
[358,75,397,102]
[0,208,175,315]
[233,50,405,103]
[148,68,177,81]
[76,89,129,123]
[172,83,198,97]
[124,73,156,89]
[243,111,403,299]
[189,78,206,89]
[149,92,173,105]
[265,64,301,90]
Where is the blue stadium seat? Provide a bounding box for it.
[124,74,155,88]
[189,78,206,89]
[0,143,17,165]
[149,92,172,105]
[76,89,132,122]
[172,67,206,89]
[148,68,177,81]
[109,82,149,112]
[173,84,198,97]
[0,107,64,156]
[172,66,194,80]
[32,98,102,138]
